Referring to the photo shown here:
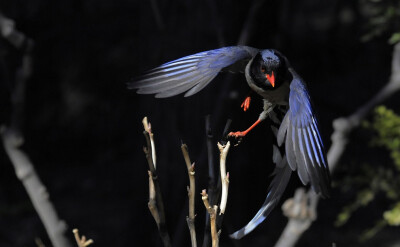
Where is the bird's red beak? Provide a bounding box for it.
[266,71,275,87]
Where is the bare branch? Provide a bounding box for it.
[1,13,71,247]
[72,229,93,247]
[200,140,232,247]
[217,142,231,215]
[281,188,316,220]
[0,12,34,134]
[1,127,71,247]
[202,190,219,247]
[181,144,197,247]
[205,120,232,247]
[275,42,400,247]
[142,117,172,247]
[147,170,160,225]
[143,117,157,170]
[275,188,316,247]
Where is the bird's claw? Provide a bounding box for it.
[241,96,251,112]
[227,131,246,146]
[228,131,246,138]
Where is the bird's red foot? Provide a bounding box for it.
[228,131,247,138]
[241,96,251,112]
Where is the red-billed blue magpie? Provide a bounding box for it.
[128,46,331,239]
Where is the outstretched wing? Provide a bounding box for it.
[230,146,292,239]
[277,72,331,197]
[128,46,259,98]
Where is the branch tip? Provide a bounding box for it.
[73,228,93,247]
[142,116,152,134]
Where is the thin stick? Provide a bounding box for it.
[147,170,160,225]
[181,144,197,247]
[143,117,157,170]
[201,190,219,247]
[217,142,231,215]
[142,117,172,247]
[72,229,93,247]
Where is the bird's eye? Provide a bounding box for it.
[261,65,266,73]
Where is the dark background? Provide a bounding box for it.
[0,0,398,246]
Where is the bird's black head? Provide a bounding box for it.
[249,49,290,90]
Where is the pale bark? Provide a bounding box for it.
[1,12,72,247]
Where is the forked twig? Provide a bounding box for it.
[141,117,232,247]
[72,229,93,247]
[201,141,231,247]
[201,190,219,247]
[181,144,197,247]
[203,118,232,247]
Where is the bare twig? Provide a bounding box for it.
[143,117,157,170]
[217,142,230,215]
[1,128,71,247]
[275,43,400,247]
[142,117,172,247]
[72,229,93,247]
[181,144,197,247]
[147,170,160,225]
[201,141,232,247]
[201,190,219,247]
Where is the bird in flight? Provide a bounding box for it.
[128,46,331,239]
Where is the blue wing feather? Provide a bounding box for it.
[279,76,330,196]
[128,46,259,97]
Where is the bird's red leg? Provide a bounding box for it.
[228,119,261,138]
[241,96,251,112]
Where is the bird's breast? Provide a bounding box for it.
[259,82,290,105]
